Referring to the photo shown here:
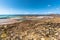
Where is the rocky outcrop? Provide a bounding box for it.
[0,16,60,40]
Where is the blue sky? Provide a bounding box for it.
[0,0,60,15]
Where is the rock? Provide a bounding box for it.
[1,33,7,38]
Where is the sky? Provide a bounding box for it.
[0,0,60,15]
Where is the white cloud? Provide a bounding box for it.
[48,5,51,7]
[0,7,59,15]
[0,7,32,15]
[56,8,59,10]
[47,12,54,13]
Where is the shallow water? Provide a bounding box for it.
[0,15,20,19]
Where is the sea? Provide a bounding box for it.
[0,14,50,19]
[0,15,18,19]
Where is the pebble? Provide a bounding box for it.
[0,20,60,40]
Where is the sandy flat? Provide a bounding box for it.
[0,19,18,25]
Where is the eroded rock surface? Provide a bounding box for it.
[0,17,60,40]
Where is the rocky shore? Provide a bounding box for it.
[0,16,60,40]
